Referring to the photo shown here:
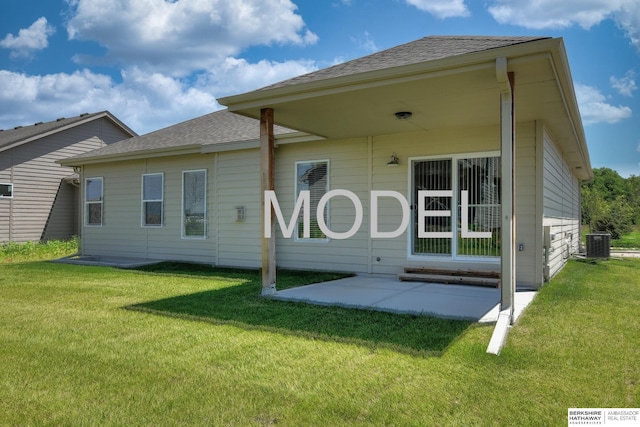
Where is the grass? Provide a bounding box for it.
[612,226,640,249]
[1,245,639,425]
[0,237,78,263]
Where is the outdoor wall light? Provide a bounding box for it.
[394,111,412,120]
[387,152,400,166]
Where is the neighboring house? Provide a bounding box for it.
[0,112,136,243]
[61,36,592,293]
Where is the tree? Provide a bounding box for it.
[625,175,640,224]
[581,168,640,238]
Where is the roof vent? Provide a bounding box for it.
[80,113,89,117]
[14,125,23,129]
[34,121,43,126]
[56,117,66,121]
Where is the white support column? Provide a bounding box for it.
[488,57,516,355]
[260,108,276,296]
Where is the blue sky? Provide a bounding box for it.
[1,0,639,177]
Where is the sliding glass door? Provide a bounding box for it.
[412,154,501,259]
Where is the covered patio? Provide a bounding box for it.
[273,276,537,323]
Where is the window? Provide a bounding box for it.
[85,178,103,226]
[412,153,501,258]
[296,160,329,239]
[0,183,13,198]
[182,170,206,238]
[142,173,163,226]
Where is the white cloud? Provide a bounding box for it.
[65,0,318,76]
[0,17,55,58]
[611,71,637,97]
[574,83,632,125]
[405,0,470,18]
[0,0,320,133]
[487,0,640,50]
[351,31,377,53]
[488,0,614,29]
[0,56,317,134]
[201,57,317,97]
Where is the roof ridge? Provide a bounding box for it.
[0,111,104,132]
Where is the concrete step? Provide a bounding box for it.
[399,267,500,288]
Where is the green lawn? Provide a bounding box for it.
[1,250,639,425]
[612,227,640,249]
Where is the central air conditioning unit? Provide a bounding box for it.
[586,233,611,258]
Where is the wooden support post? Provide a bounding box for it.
[260,108,276,295]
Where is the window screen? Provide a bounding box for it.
[296,160,328,239]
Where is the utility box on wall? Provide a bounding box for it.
[586,233,611,258]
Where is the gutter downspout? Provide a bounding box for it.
[487,57,516,355]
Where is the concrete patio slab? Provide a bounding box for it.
[273,275,537,323]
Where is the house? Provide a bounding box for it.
[0,112,136,243]
[60,36,592,300]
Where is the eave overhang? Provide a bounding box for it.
[220,37,592,181]
[59,131,324,166]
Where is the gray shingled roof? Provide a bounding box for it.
[66,109,297,161]
[259,36,548,91]
[1,112,98,151]
[0,111,136,152]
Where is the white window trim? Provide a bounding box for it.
[141,173,164,227]
[407,151,501,262]
[295,159,330,242]
[85,177,103,227]
[181,169,207,239]
[0,182,13,198]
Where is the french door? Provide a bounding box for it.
[411,154,501,259]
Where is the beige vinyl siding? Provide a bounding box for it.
[374,125,501,275]
[274,125,507,275]
[81,161,147,258]
[271,122,545,285]
[542,126,581,279]
[215,149,262,268]
[0,119,126,243]
[275,138,370,273]
[81,154,217,264]
[79,149,269,268]
[74,121,581,285]
[514,122,538,288]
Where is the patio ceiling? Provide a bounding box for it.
[220,38,591,180]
